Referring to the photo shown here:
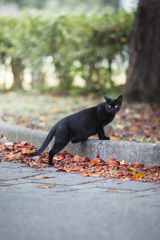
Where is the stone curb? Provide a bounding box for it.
[0,109,160,166]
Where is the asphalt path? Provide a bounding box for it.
[0,162,160,240]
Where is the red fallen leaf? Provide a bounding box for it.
[108,157,120,167]
[59,157,65,161]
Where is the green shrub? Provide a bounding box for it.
[0,9,134,94]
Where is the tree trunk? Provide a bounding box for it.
[11,58,24,89]
[122,0,160,103]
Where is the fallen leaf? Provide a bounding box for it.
[18,141,27,147]
[55,168,67,172]
[92,160,100,166]
[132,173,145,179]
[73,155,83,162]
[27,150,35,154]
[110,137,119,141]
[108,157,120,167]
[120,160,125,165]
[88,173,100,177]
[82,173,89,177]
[4,142,13,146]
[134,161,141,168]
[127,166,136,171]
[155,172,159,177]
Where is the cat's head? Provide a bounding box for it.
[103,94,123,114]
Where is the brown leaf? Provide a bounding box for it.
[108,157,120,167]
[134,161,141,168]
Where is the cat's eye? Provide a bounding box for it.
[114,105,118,108]
[108,105,111,108]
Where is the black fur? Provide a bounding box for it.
[28,94,123,165]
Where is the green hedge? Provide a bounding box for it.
[0,9,134,94]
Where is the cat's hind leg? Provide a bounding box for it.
[49,140,69,165]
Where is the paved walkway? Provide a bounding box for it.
[0,161,160,240]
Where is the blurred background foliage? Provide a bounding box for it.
[0,0,135,95]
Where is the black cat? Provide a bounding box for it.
[28,94,123,165]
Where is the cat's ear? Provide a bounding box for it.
[117,95,123,104]
[103,94,110,102]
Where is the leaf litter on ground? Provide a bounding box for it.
[0,92,160,144]
[0,136,160,183]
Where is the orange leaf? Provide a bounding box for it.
[132,173,145,179]
[110,137,119,141]
[27,150,35,154]
[92,160,100,166]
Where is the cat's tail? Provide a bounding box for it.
[28,126,56,157]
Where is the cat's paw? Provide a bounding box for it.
[48,161,54,166]
[105,137,110,140]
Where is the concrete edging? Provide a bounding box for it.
[0,109,160,166]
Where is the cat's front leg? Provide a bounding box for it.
[97,125,110,140]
